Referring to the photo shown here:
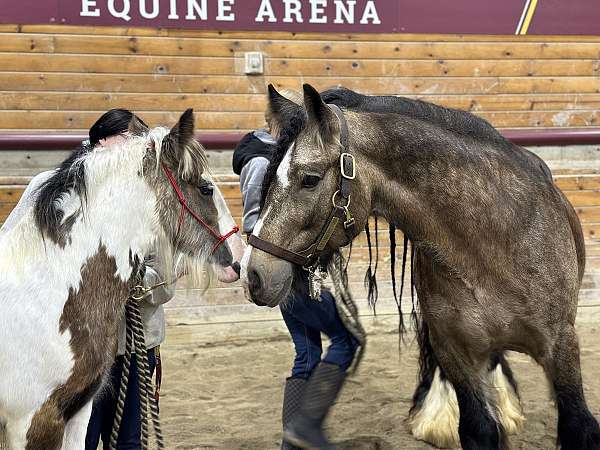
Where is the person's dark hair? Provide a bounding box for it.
[88,108,148,146]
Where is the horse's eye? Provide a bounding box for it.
[199,183,214,196]
[302,174,321,189]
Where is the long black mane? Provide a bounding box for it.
[321,87,513,149]
[34,143,90,246]
[262,87,514,205]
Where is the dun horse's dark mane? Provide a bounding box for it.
[34,143,90,245]
[321,87,513,149]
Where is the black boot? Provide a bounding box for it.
[283,362,345,450]
[282,377,307,450]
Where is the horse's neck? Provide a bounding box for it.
[2,172,157,285]
[354,115,487,273]
[357,119,449,233]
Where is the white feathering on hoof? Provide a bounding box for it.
[409,368,460,449]
[490,365,525,434]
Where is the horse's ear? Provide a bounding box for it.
[267,84,302,138]
[302,83,337,139]
[169,108,195,148]
[162,109,207,178]
[128,115,148,136]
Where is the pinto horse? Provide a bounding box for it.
[243,85,600,450]
[0,110,245,449]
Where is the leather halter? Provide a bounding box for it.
[249,104,356,267]
[162,164,239,254]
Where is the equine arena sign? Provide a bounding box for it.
[1,0,599,34]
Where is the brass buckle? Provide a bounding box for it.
[340,153,355,180]
[342,206,355,229]
[130,285,150,301]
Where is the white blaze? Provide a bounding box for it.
[275,144,293,188]
[213,186,245,263]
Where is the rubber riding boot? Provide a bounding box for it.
[283,362,345,450]
[282,377,307,450]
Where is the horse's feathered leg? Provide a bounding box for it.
[409,319,460,449]
[412,249,508,450]
[489,352,525,435]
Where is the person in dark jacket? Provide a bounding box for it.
[233,90,358,450]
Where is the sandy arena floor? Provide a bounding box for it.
[159,323,600,450]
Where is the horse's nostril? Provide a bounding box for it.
[248,269,262,294]
[248,268,268,306]
[231,261,241,276]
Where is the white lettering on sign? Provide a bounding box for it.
[334,0,355,24]
[309,0,327,24]
[216,0,235,21]
[168,0,180,19]
[139,0,160,19]
[360,0,381,24]
[283,0,303,23]
[108,0,132,21]
[80,0,100,17]
[186,0,207,20]
[76,0,384,27]
[255,0,277,22]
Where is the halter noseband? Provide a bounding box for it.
[162,164,239,254]
[248,104,356,267]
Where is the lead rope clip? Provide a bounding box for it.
[307,265,327,301]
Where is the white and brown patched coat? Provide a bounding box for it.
[0,110,244,450]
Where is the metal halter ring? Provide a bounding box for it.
[332,190,351,208]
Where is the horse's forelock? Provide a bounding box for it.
[150,126,208,180]
[260,108,307,207]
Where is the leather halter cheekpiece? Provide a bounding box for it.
[248,104,356,267]
[162,164,239,254]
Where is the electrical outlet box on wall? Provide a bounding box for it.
[244,52,264,75]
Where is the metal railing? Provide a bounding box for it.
[1,128,600,150]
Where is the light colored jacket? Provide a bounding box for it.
[0,170,174,356]
[239,157,269,233]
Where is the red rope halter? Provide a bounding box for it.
[162,164,239,254]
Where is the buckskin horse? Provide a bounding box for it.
[242,84,600,450]
[0,110,245,450]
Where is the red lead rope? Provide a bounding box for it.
[162,164,239,254]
